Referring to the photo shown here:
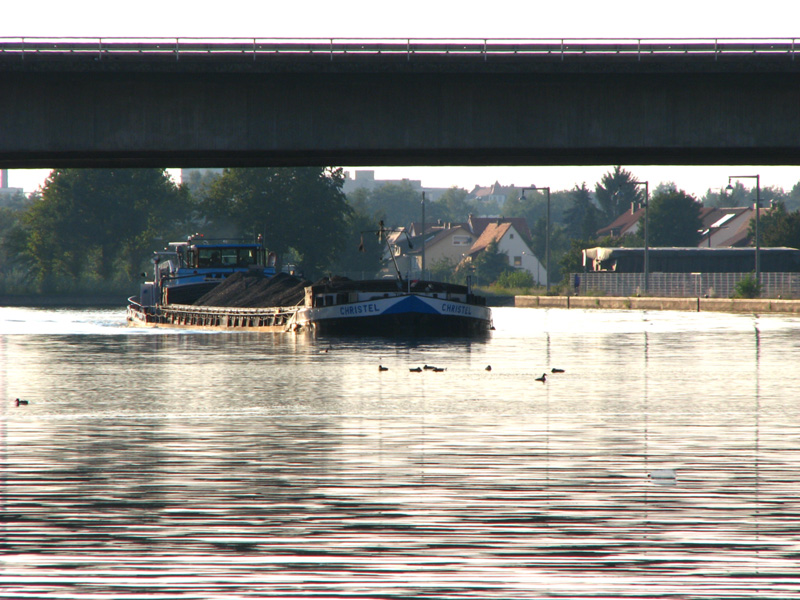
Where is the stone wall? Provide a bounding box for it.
[516,295,800,314]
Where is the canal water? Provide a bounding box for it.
[1,306,800,598]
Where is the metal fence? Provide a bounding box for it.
[576,272,800,299]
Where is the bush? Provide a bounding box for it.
[495,269,534,289]
[732,273,762,299]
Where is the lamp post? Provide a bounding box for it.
[421,191,426,279]
[520,186,550,293]
[727,175,760,285]
[632,181,649,294]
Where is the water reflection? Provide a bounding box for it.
[1,307,800,597]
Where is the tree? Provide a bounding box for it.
[23,169,189,284]
[786,182,800,212]
[182,169,222,196]
[459,242,510,286]
[563,183,601,240]
[328,204,384,278]
[595,166,644,225]
[560,238,592,276]
[752,203,800,248]
[427,256,458,283]
[201,167,350,279]
[502,187,546,229]
[349,181,422,228]
[647,183,702,247]
[426,187,472,223]
[705,182,787,209]
[0,204,34,287]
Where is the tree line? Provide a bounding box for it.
[0,167,383,295]
[2,166,800,295]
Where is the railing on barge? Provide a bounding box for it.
[128,297,298,329]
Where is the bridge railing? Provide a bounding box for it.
[0,37,796,62]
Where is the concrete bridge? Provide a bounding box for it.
[1,38,799,169]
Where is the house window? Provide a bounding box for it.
[510,234,514,239]
[452,235,472,245]
[513,256,522,267]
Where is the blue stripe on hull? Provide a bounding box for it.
[380,295,440,315]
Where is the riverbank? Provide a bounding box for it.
[0,295,123,307]
[516,295,800,314]
[5,293,798,315]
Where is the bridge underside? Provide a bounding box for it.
[1,55,799,169]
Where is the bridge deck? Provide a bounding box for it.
[1,37,797,65]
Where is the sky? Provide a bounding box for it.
[4,0,799,196]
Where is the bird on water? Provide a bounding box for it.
[534,374,547,383]
[551,368,565,373]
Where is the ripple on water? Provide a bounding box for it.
[2,307,800,598]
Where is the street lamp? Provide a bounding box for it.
[632,181,649,294]
[420,191,426,279]
[520,186,550,293]
[727,175,760,285]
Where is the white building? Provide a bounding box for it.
[465,222,547,285]
[342,169,450,201]
[0,169,24,207]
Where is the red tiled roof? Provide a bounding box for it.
[468,215,531,240]
[597,207,645,237]
[467,222,512,256]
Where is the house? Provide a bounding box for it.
[385,215,544,282]
[464,222,547,284]
[596,204,646,238]
[421,224,476,266]
[698,206,765,248]
[387,223,475,275]
[597,203,765,249]
[467,214,532,241]
[466,181,521,212]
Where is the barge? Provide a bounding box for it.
[127,235,492,336]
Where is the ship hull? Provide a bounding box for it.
[293,294,492,337]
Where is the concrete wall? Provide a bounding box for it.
[515,295,800,314]
[1,53,800,168]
